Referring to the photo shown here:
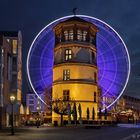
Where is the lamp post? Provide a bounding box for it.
[36,106,40,128]
[10,95,15,135]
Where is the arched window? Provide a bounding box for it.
[94,92,96,102]
[69,30,73,41]
[77,30,82,41]
[83,31,87,41]
[64,30,68,41]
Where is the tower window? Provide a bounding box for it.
[69,30,73,40]
[94,72,97,83]
[92,52,95,63]
[77,30,82,41]
[63,90,70,101]
[64,30,68,41]
[59,34,62,42]
[65,49,72,61]
[63,69,70,80]
[94,92,96,102]
[83,31,87,41]
[90,36,94,44]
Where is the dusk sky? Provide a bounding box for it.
[0,0,140,101]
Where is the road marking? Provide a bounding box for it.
[121,130,140,140]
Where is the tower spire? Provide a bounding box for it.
[72,8,77,16]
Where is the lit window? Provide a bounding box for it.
[63,90,70,101]
[63,69,70,81]
[12,40,17,54]
[64,30,68,41]
[65,49,72,61]
[77,30,82,41]
[94,92,96,102]
[69,30,73,40]
[83,31,87,41]
[7,39,10,43]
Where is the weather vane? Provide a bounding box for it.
[72,8,77,16]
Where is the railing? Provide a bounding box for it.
[55,37,96,46]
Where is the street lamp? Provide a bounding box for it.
[10,95,15,135]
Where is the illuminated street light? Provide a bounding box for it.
[10,95,15,103]
[10,95,16,135]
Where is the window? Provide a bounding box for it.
[63,69,70,80]
[94,92,96,102]
[64,30,68,41]
[69,30,73,40]
[92,52,95,63]
[83,31,87,41]
[29,95,34,100]
[94,72,97,83]
[63,90,70,101]
[29,106,34,111]
[90,36,94,44]
[12,40,17,54]
[59,34,62,42]
[77,30,82,41]
[29,100,34,104]
[7,54,11,80]
[11,74,17,90]
[12,57,17,65]
[65,49,72,61]
[12,57,17,71]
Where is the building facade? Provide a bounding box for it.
[114,95,140,113]
[52,17,99,125]
[0,31,22,127]
[26,92,45,113]
[111,95,140,122]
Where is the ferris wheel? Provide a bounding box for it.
[27,15,130,110]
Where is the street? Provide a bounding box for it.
[0,125,140,140]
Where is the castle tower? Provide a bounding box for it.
[52,17,99,125]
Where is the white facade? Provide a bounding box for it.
[26,92,45,113]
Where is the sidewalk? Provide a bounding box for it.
[117,123,140,128]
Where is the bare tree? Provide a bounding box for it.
[52,97,74,126]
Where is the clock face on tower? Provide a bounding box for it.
[27,15,130,111]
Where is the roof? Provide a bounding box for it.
[64,16,91,24]
[0,31,18,37]
[53,16,98,31]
